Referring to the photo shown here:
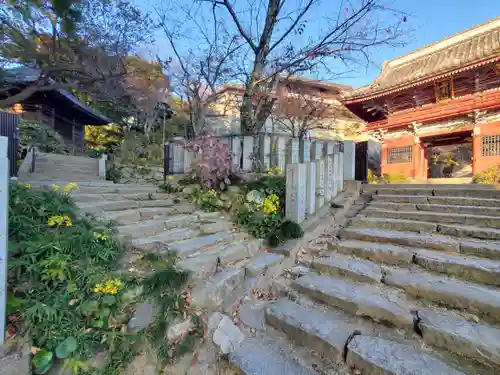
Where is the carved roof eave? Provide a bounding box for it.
[341,55,500,105]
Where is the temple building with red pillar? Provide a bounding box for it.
[340,17,500,181]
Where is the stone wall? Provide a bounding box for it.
[118,165,164,185]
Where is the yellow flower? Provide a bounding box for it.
[92,279,123,295]
[267,166,282,176]
[262,194,280,214]
[93,232,108,241]
[48,215,73,228]
[167,175,176,181]
[64,183,80,194]
[51,184,60,191]
[25,183,31,189]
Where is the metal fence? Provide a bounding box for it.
[0,112,20,177]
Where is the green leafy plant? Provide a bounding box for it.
[189,188,225,212]
[106,164,123,183]
[19,119,70,155]
[8,183,197,375]
[473,166,500,185]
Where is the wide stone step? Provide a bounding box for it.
[414,249,500,286]
[418,310,500,368]
[266,299,356,362]
[292,273,414,329]
[384,268,500,322]
[339,227,460,252]
[332,240,414,266]
[312,254,383,283]
[350,217,438,233]
[190,268,245,310]
[364,208,500,229]
[373,186,500,199]
[373,194,430,204]
[427,196,500,208]
[176,254,219,281]
[131,228,200,251]
[229,337,315,375]
[117,215,197,238]
[439,223,500,241]
[168,232,232,258]
[71,192,171,202]
[369,202,500,217]
[346,335,465,375]
[79,199,174,213]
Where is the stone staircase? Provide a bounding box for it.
[20,152,102,181]
[65,182,290,317]
[224,184,500,375]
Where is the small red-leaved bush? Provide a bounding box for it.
[185,134,234,189]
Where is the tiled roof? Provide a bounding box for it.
[342,17,500,101]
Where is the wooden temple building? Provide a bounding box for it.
[341,17,500,180]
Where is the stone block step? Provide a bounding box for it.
[245,253,284,276]
[312,254,383,283]
[346,335,465,375]
[384,268,500,322]
[369,202,500,217]
[190,268,245,310]
[364,208,500,229]
[292,273,414,329]
[229,337,315,375]
[350,217,438,233]
[427,196,500,208]
[373,194,500,207]
[414,249,500,286]
[339,227,460,252]
[79,199,174,213]
[332,240,414,266]
[204,243,250,266]
[103,209,141,225]
[131,228,200,251]
[439,223,500,241]
[168,232,232,258]
[266,299,356,362]
[118,215,197,238]
[418,310,500,368]
[373,186,500,199]
[176,254,219,281]
[71,192,171,202]
[373,194,430,204]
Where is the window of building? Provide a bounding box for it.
[434,78,454,102]
[387,146,413,164]
[482,135,500,156]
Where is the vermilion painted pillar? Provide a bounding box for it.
[472,127,481,175]
[412,136,422,179]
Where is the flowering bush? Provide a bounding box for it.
[267,166,282,176]
[184,134,233,189]
[473,165,500,185]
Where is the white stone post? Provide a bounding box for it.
[300,140,315,216]
[312,141,324,211]
[285,163,306,224]
[242,136,254,172]
[338,142,345,192]
[275,136,286,173]
[287,138,300,164]
[0,137,8,344]
[325,142,334,202]
[285,139,306,223]
[231,136,242,170]
[98,154,107,179]
[183,150,194,173]
[343,140,355,181]
[260,135,271,171]
[333,151,339,198]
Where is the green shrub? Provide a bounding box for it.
[105,164,123,183]
[382,172,408,184]
[20,119,70,154]
[473,166,500,185]
[8,183,194,375]
[280,220,304,239]
[189,188,225,212]
[368,169,379,184]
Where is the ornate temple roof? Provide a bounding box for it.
[342,17,500,102]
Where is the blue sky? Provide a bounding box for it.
[136,0,500,89]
